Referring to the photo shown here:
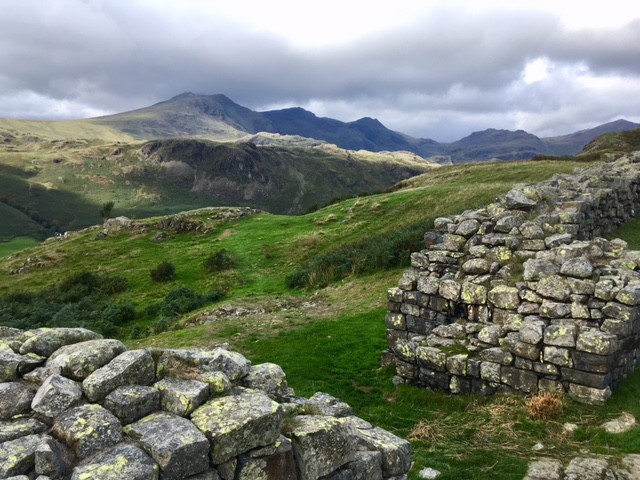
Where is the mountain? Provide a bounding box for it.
[87,93,638,163]
[445,129,552,163]
[543,119,640,156]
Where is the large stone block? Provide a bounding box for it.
[287,415,356,480]
[154,378,209,417]
[19,328,101,357]
[52,404,122,459]
[0,381,35,420]
[124,411,209,480]
[191,391,283,464]
[82,349,156,402]
[70,443,159,480]
[31,374,83,418]
[351,425,412,477]
[45,339,126,381]
[104,385,160,425]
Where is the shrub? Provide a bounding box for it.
[203,249,236,273]
[101,302,136,326]
[150,261,176,282]
[162,287,206,316]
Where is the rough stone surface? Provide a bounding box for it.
[45,338,126,380]
[70,443,158,480]
[191,391,284,464]
[103,385,160,425]
[52,404,123,459]
[83,349,155,401]
[0,327,411,480]
[19,328,101,357]
[124,411,209,479]
[31,374,83,419]
[288,415,357,480]
[0,382,35,419]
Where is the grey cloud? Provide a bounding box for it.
[1,0,639,141]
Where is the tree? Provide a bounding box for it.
[100,201,115,222]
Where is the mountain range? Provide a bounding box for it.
[88,92,640,163]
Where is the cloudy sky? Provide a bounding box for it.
[1,0,640,141]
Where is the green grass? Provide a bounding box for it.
[0,236,39,257]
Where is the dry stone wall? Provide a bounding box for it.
[385,153,640,405]
[0,327,411,480]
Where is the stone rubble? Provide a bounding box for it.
[386,153,640,405]
[0,327,411,479]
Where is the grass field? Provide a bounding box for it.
[4,157,639,479]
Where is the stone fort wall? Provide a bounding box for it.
[385,153,640,405]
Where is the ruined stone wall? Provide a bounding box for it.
[0,327,411,479]
[385,153,640,405]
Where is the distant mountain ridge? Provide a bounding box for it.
[88,92,640,163]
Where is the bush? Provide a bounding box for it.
[150,261,176,282]
[203,249,236,273]
[162,287,206,316]
[101,302,136,326]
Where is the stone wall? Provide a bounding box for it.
[385,153,640,405]
[0,327,411,479]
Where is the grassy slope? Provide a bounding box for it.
[1,158,608,479]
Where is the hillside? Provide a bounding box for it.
[0,126,435,241]
[84,92,639,162]
[6,156,640,479]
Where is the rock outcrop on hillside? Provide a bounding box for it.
[0,327,411,479]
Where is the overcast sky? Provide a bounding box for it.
[1,0,640,141]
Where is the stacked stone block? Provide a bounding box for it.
[0,327,411,479]
[386,153,640,405]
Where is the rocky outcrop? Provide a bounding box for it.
[0,327,411,479]
[386,152,640,404]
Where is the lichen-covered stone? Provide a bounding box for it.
[0,433,45,477]
[523,259,560,281]
[0,351,43,382]
[523,458,564,480]
[19,328,101,357]
[569,384,612,406]
[536,275,571,302]
[460,282,487,305]
[322,451,383,480]
[154,378,209,417]
[0,381,35,419]
[236,436,297,480]
[539,300,571,318]
[416,347,447,371]
[31,374,83,418]
[0,417,47,443]
[45,339,126,381]
[83,349,155,402]
[560,256,594,279]
[544,325,576,347]
[307,392,353,417]
[488,285,520,310]
[477,325,502,345]
[241,363,289,400]
[191,391,283,464]
[576,331,618,355]
[124,412,209,480]
[35,436,74,479]
[438,279,461,301]
[351,425,412,477]
[70,443,159,480]
[462,259,490,275]
[157,348,251,382]
[287,415,356,480]
[519,321,544,345]
[564,457,614,480]
[543,347,573,367]
[104,385,160,425]
[52,404,123,459]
